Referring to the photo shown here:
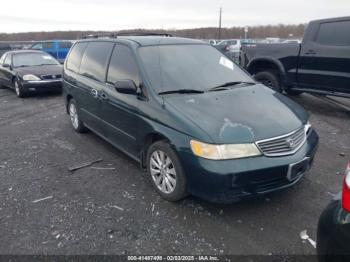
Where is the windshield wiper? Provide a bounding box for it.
[158,89,204,95]
[209,81,256,91]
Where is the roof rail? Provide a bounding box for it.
[81,32,173,39]
[117,32,173,37]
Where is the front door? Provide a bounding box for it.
[100,44,141,158]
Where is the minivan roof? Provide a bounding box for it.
[78,36,207,47]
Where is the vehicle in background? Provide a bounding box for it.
[265,37,282,43]
[0,42,12,57]
[63,34,318,203]
[209,39,218,45]
[282,39,301,44]
[240,16,350,98]
[215,39,241,52]
[215,39,241,63]
[200,39,218,45]
[30,40,73,63]
[0,50,62,97]
[317,161,350,262]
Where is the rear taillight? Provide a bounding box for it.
[342,161,350,212]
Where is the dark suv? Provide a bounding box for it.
[63,34,319,203]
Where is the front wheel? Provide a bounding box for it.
[14,79,25,98]
[147,141,188,202]
[254,71,282,93]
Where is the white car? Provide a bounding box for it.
[217,39,241,52]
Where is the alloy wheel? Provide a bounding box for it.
[150,150,177,194]
[15,81,20,96]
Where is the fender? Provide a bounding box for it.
[247,57,288,87]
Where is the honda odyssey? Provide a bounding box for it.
[63,34,319,203]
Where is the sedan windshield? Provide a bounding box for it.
[138,44,253,93]
[13,53,59,68]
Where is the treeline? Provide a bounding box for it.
[0,24,307,41]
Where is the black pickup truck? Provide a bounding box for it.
[240,16,350,97]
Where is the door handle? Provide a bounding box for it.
[91,89,98,98]
[305,50,317,55]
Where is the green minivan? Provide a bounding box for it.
[63,34,319,203]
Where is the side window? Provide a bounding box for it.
[59,41,73,49]
[32,43,43,50]
[66,42,88,73]
[316,20,350,46]
[107,45,140,86]
[43,42,54,49]
[4,54,11,66]
[79,42,114,82]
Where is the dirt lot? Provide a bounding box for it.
[0,88,349,255]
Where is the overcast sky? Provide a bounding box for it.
[0,0,349,33]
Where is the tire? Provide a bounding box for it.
[147,140,188,202]
[254,71,282,93]
[14,79,26,98]
[285,88,303,96]
[68,99,87,133]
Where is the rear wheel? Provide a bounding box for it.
[254,71,282,93]
[68,99,87,133]
[147,141,188,202]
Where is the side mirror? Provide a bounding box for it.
[3,63,10,69]
[114,80,138,95]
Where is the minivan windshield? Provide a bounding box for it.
[13,53,59,68]
[138,44,253,93]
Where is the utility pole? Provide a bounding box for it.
[218,7,222,40]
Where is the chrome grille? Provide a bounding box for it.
[41,74,62,80]
[256,126,307,157]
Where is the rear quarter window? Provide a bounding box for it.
[66,42,88,73]
[79,42,114,82]
[316,20,350,46]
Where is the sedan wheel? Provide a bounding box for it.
[150,150,177,194]
[15,80,24,98]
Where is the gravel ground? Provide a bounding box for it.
[0,88,349,255]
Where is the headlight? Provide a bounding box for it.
[23,74,41,81]
[190,140,261,160]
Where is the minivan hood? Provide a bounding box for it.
[164,84,308,144]
[15,64,63,77]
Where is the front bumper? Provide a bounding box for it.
[178,129,319,203]
[22,79,62,93]
[317,200,350,260]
